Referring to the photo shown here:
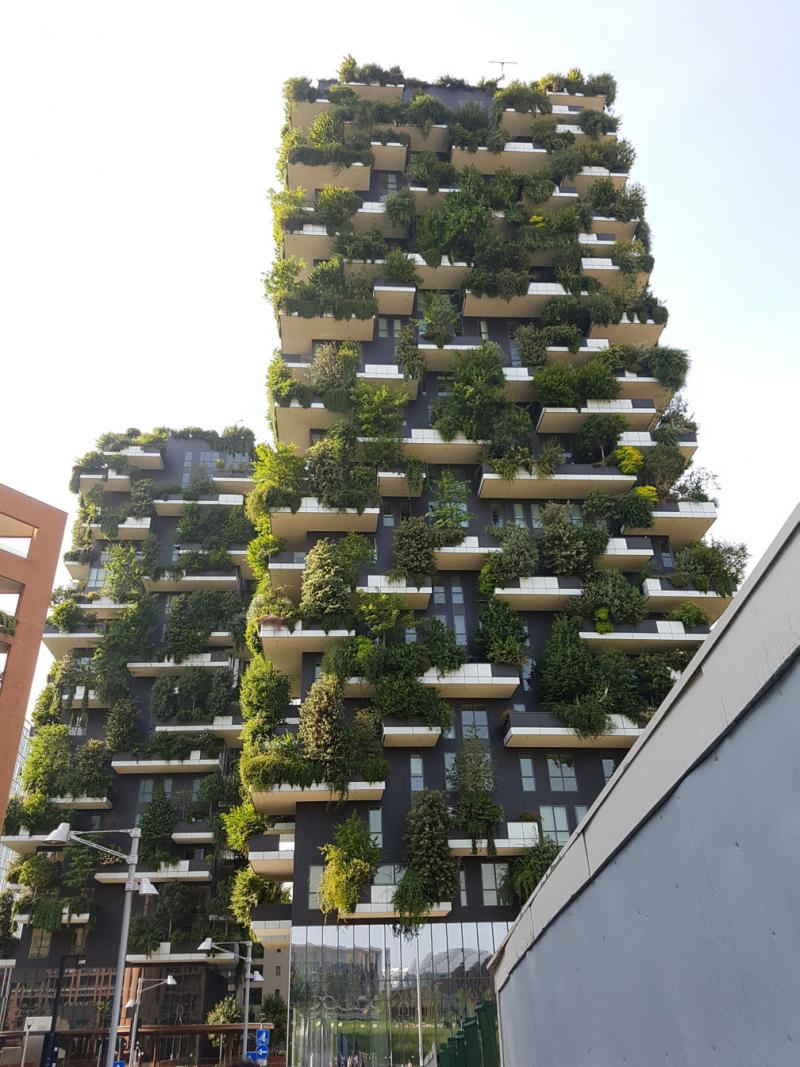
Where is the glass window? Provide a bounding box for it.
[368,807,382,848]
[393,318,402,339]
[454,614,467,647]
[433,581,446,606]
[547,755,577,792]
[540,805,570,845]
[481,862,510,906]
[382,502,394,528]
[461,710,488,739]
[378,317,389,339]
[574,805,588,824]
[519,754,536,792]
[308,865,322,909]
[410,753,424,792]
[459,868,468,907]
[444,750,456,783]
[438,374,453,397]
[73,925,88,952]
[479,319,489,341]
[451,578,464,605]
[29,929,51,959]
[529,504,543,529]
[602,757,617,783]
[512,504,526,528]
[404,627,416,644]
[374,863,402,885]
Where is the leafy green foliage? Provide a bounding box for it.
[509,839,561,902]
[229,867,280,927]
[540,503,608,576]
[319,812,381,917]
[163,591,245,661]
[393,790,459,937]
[222,801,270,854]
[669,602,710,628]
[420,291,459,347]
[574,412,627,463]
[150,669,233,724]
[672,540,747,597]
[574,570,645,628]
[240,658,291,742]
[392,517,438,582]
[479,524,538,594]
[139,791,175,866]
[450,737,503,853]
[476,598,529,666]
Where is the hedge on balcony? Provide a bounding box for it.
[539,503,609,577]
[671,540,747,597]
[572,569,646,632]
[150,668,235,723]
[264,256,377,320]
[162,591,246,661]
[300,534,372,630]
[22,729,111,799]
[478,524,538,595]
[449,736,504,854]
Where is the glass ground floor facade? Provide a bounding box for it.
[289,920,509,1067]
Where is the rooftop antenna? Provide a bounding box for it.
[489,60,517,84]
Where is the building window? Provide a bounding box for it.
[308,865,322,909]
[29,929,51,959]
[540,806,570,845]
[547,755,577,792]
[73,925,88,952]
[574,805,588,824]
[461,710,488,740]
[601,758,617,783]
[409,753,424,793]
[275,965,281,976]
[453,614,467,647]
[368,807,382,848]
[479,319,489,341]
[378,317,389,339]
[519,754,536,792]
[382,502,395,528]
[444,750,456,783]
[459,868,467,907]
[481,862,510,906]
[374,864,402,886]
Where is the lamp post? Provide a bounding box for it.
[44,823,159,1067]
[125,975,176,1067]
[197,939,263,1056]
[39,953,86,1067]
[415,933,424,1067]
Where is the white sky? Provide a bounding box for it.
[1,0,798,702]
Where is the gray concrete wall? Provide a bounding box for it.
[499,652,800,1066]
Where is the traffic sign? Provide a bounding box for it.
[255,1029,270,1046]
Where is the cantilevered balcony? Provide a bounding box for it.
[596,536,654,571]
[284,359,417,398]
[143,571,239,593]
[211,474,255,494]
[79,469,131,494]
[369,140,408,170]
[125,941,236,965]
[409,254,469,289]
[283,223,333,264]
[642,577,731,621]
[341,81,404,101]
[623,500,717,547]
[433,537,501,570]
[618,430,698,460]
[463,282,566,318]
[344,663,520,699]
[615,373,673,411]
[545,337,610,367]
[536,398,657,434]
[15,908,90,928]
[102,447,164,470]
[547,89,606,110]
[250,780,386,814]
[127,652,232,677]
[353,200,407,237]
[171,821,215,846]
[154,494,243,517]
[448,821,539,857]
[570,167,627,195]
[408,185,459,212]
[479,463,635,500]
[155,714,243,746]
[112,751,222,775]
[279,311,375,357]
[89,517,151,540]
[494,576,583,610]
[50,795,112,810]
[377,471,424,497]
[267,551,305,598]
[451,142,548,175]
[275,399,341,451]
[401,429,485,464]
[63,552,91,581]
[581,257,651,295]
[96,859,212,884]
[418,340,482,372]
[270,497,380,546]
[42,626,103,656]
[579,618,709,650]
[590,215,638,242]
[503,710,644,749]
[290,98,331,132]
[340,884,451,921]
[589,313,666,346]
[1,832,66,855]
[287,161,372,201]
[260,622,354,676]
[251,901,293,948]
[503,367,534,402]
[381,720,442,747]
[248,831,296,878]
[66,686,105,709]
[79,597,134,620]
[374,283,416,316]
[356,574,432,608]
[344,120,448,152]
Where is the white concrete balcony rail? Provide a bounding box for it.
[249,834,296,878]
[96,860,213,884]
[250,780,386,814]
[79,598,133,620]
[381,722,442,747]
[433,536,501,570]
[547,89,606,110]
[127,652,232,677]
[143,571,239,593]
[463,282,566,318]
[408,254,469,290]
[479,465,635,500]
[581,257,651,295]
[171,823,215,845]
[589,313,666,346]
[211,474,255,494]
[67,687,104,709]
[570,166,627,195]
[449,821,540,857]
[545,337,610,367]
[279,311,376,357]
[270,497,380,546]
[341,883,452,920]
[102,447,164,470]
[275,400,341,452]
[504,711,644,749]
[155,715,243,746]
[16,909,90,928]
[357,363,419,398]
[578,231,616,255]
[377,471,424,497]
[260,623,354,676]
[374,283,416,316]
[42,627,103,656]
[0,831,65,855]
[126,941,236,965]
[596,537,655,571]
[344,663,520,699]
[251,919,293,948]
[287,160,372,202]
[154,494,243,517]
[89,517,151,540]
[418,340,483,372]
[401,429,486,464]
[579,619,709,650]
[643,577,731,621]
[283,223,333,266]
[590,214,638,242]
[79,469,131,494]
[112,751,223,775]
[618,429,698,460]
[50,795,112,810]
[357,574,432,608]
[536,399,657,434]
[451,142,549,175]
[495,576,583,611]
[267,551,306,598]
[623,500,717,547]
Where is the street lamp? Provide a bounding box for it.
[125,975,176,1067]
[45,822,158,1067]
[196,939,263,1056]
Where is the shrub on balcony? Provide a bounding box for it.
[540,503,608,576]
[314,185,361,232]
[383,248,420,284]
[150,668,233,724]
[429,471,473,545]
[534,363,577,407]
[479,524,539,595]
[354,382,408,438]
[241,733,317,792]
[248,444,304,521]
[615,487,655,528]
[286,141,374,168]
[672,540,747,597]
[392,789,459,937]
[669,602,710,628]
[309,341,359,412]
[101,543,152,602]
[223,802,271,855]
[407,150,457,194]
[298,674,350,793]
[476,598,529,666]
[431,341,505,441]
[574,570,645,629]
[392,517,438,583]
[609,445,644,476]
[175,501,254,552]
[573,412,627,463]
[48,599,88,634]
[374,676,451,731]
[419,291,459,347]
[508,838,561,902]
[163,591,246,661]
[531,114,575,151]
[494,80,551,115]
[3,794,58,836]
[395,321,425,381]
[69,740,111,798]
[513,323,582,368]
[338,56,404,86]
[533,437,565,478]
[147,730,220,762]
[105,697,138,752]
[577,109,619,138]
[541,291,620,333]
[22,725,71,796]
[639,441,687,496]
[301,535,371,630]
[267,354,312,413]
[93,598,157,704]
[611,240,654,277]
[450,736,503,854]
[537,617,612,736]
[265,256,377,320]
[229,867,285,927]
[384,186,415,228]
[306,423,379,512]
[139,791,176,866]
[334,226,387,262]
[319,812,381,917]
[357,592,415,642]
